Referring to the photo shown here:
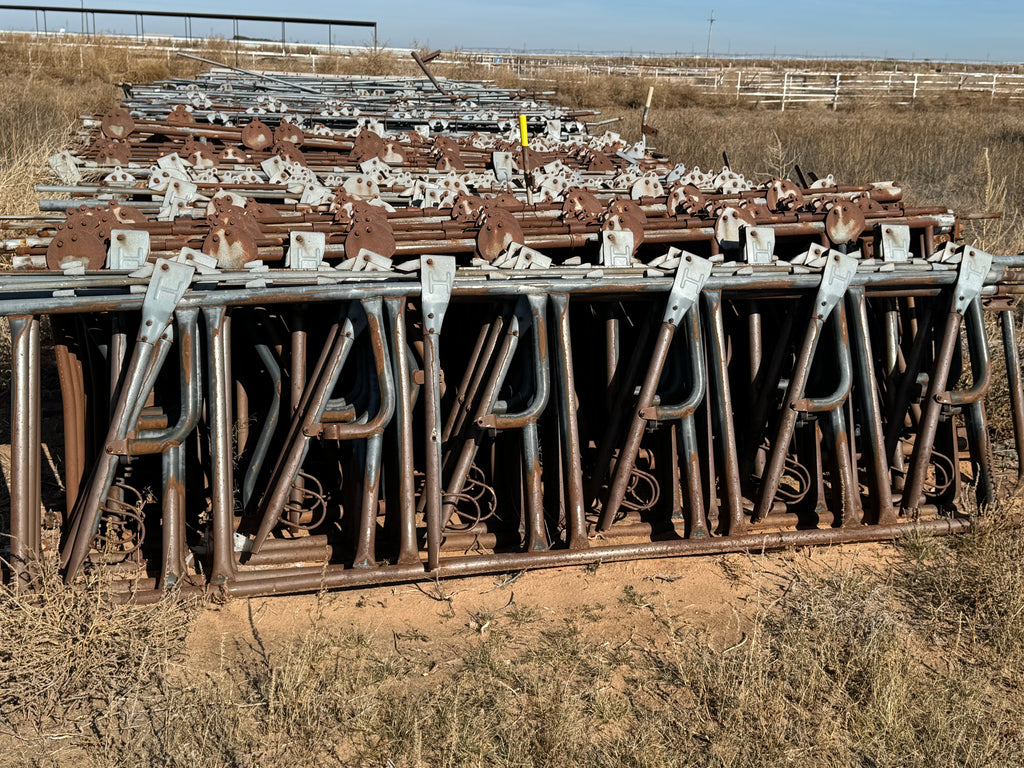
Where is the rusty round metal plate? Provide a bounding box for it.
[601,211,646,252]
[866,184,901,204]
[825,200,866,245]
[45,231,106,271]
[476,209,524,262]
[766,179,804,212]
[45,208,108,270]
[349,130,384,162]
[607,198,648,224]
[243,198,272,221]
[94,137,131,166]
[562,188,604,223]
[482,192,521,211]
[241,118,274,152]
[855,196,884,215]
[166,104,195,125]
[667,183,706,217]
[203,220,259,270]
[434,148,465,172]
[587,152,615,172]
[344,218,396,260]
[451,194,486,222]
[274,121,305,146]
[714,206,757,246]
[380,140,407,164]
[105,202,148,229]
[100,107,135,140]
[180,137,219,169]
[274,141,307,166]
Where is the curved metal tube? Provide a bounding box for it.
[794,304,852,414]
[938,299,991,407]
[122,309,203,455]
[478,295,550,430]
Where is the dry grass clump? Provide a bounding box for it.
[0,559,198,764]
[3,524,1023,767]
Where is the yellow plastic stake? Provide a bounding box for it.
[518,114,533,205]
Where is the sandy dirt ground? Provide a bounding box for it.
[186,541,894,667]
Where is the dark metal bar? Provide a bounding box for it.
[0,5,376,29]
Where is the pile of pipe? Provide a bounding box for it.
[3,68,1024,599]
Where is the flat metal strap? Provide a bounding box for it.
[814,250,858,321]
[954,246,994,315]
[420,255,456,334]
[663,253,712,326]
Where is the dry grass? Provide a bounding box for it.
[2,519,1023,767]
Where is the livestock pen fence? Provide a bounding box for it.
[445,51,1024,109]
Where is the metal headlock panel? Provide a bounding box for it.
[3,68,1024,599]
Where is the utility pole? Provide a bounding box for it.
[705,10,715,61]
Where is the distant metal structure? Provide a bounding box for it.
[0,4,378,48]
[705,10,715,61]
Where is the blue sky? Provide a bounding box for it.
[2,2,1021,62]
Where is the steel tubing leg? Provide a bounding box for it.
[386,298,419,564]
[1000,309,1024,490]
[679,305,709,537]
[351,299,395,568]
[599,322,676,531]
[204,306,237,583]
[679,413,709,537]
[901,310,962,514]
[964,400,995,507]
[523,421,548,550]
[847,287,895,523]
[160,445,187,588]
[754,317,824,522]
[825,407,861,526]
[551,294,588,549]
[9,316,41,589]
[352,432,384,567]
[423,328,444,570]
[54,338,86,514]
[703,291,745,535]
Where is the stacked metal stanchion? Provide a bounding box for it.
[3,69,1024,599]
